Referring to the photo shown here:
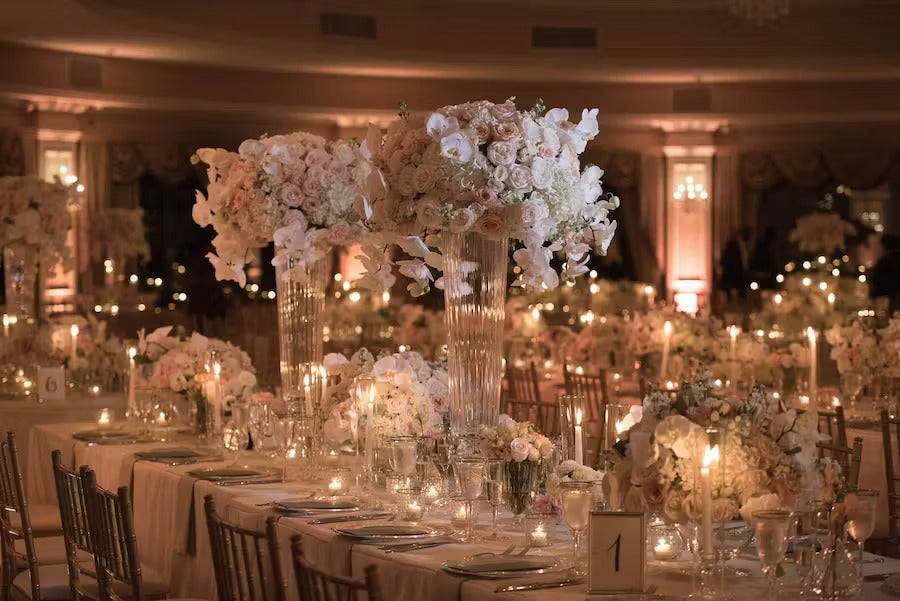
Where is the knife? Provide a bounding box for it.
[309,513,392,525]
[495,578,585,593]
[382,541,452,553]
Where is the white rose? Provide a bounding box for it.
[417,200,443,229]
[334,143,357,165]
[449,208,477,233]
[474,214,505,239]
[509,437,530,462]
[487,141,517,166]
[527,445,540,461]
[519,200,549,226]
[439,132,475,163]
[280,182,303,208]
[412,165,439,193]
[530,157,554,190]
[508,165,533,191]
[739,493,783,522]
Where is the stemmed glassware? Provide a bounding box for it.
[485,460,506,541]
[846,489,879,564]
[560,481,594,577]
[453,457,485,543]
[390,436,418,484]
[752,509,793,601]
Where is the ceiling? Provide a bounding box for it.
[1,0,899,83]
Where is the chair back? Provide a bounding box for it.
[0,432,40,601]
[204,495,282,601]
[562,365,608,423]
[503,399,560,437]
[285,534,382,601]
[816,436,863,489]
[81,468,146,601]
[817,406,848,448]
[52,449,96,600]
[882,410,900,539]
[505,362,542,405]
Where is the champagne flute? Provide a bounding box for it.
[846,489,879,565]
[453,457,485,543]
[752,509,793,601]
[560,481,594,577]
[485,460,506,541]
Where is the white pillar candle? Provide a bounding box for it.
[574,408,584,466]
[660,321,672,380]
[3,314,9,336]
[213,362,222,431]
[700,445,718,556]
[729,325,738,359]
[807,327,817,401]
[127,347,137,417]
[69,324,79,365]
[363,379,376,476]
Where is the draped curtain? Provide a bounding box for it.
[0,128,25,176]
[109,141,193,207]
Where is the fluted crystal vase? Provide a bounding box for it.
[275,254,330,419]
[3,246,42,321]
[444,231,507,440]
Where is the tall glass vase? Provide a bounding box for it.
[443,231,507,442]
[3,246,42,321]
[274,253,330,418]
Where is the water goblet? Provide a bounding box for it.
[846,489,879,564]
[390,436,418,480]
[560,481,594,577]
[752,509,793,601]
[485,460,506,541]
[222,421,250,467]
[453,457,485,543]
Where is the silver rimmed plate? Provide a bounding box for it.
[135,448,221,465]
[442,556,560,579]
[334,524,443,541]
[73,429,132,441]
[188,466,282,485]
[274,498,359,513]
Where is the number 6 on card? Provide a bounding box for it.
[587,512,646,593]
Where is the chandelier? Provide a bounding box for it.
[729,0,790,24]
[673,176,709,214]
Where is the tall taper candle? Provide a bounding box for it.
[807,326,817,401]
[574,408,584,465]
[660,320,672,380]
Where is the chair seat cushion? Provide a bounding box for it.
[14,537,92,568]
[80,566,170,599]
[11,563,72,601]
[9,504,63,535]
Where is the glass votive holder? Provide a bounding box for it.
[450,495,472,533]
[422,480,442,507]
[390,436,418,479]
[96,408,114,431]
[648,524,682,561]
[397,488,426,522]
[325,467,351,497]
[524,514,556,548]
[323,448,341,467]
[387,472,413,494]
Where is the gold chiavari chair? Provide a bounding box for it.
[204,496,283,601]
[816,436,863,489]
[80,470,173,601]
[817,406,848,449]
[882,411,900,541]
[51,450,96,601]
[503,399,560,438]
[280,533,382,601]
[0,435,62,541]
[504,362,542,406]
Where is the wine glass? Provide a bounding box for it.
[560,481,594,577]
[752,509,793,601]
[453,457,485,543]
[841,373,864,410]
[222,421,249,467]
[434,434,454,496]
[485,460,506,541]
[846,489,879,564]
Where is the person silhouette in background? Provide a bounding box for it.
[720,227,753,302]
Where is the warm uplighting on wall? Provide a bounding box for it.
[673,279,704,315]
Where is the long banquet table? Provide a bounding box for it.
[24,421,900,601]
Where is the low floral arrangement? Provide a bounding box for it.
[358,98,619,295]
[479,414,555,462]
[193,133,368,284]
[321,348,449,446]
[53,316,127,391]
[608,375,828,523]
[827,315,900,382]
[789,212,856,255]
[0,176,77,270]
[546,460,604,491]
[134,326,257,412]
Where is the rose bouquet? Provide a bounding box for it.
[825,319,880,383]
[358,98,619,295]
[608,375,827,524]
[321,349,449,446]
[193,133,368,284]
[0,176,76,270]
[789,212,856,255]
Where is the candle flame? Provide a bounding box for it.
[807,326,816,343]
[729,325,739,339]
[774,293,782,305]
[664,320,672,335]
[70,324,79,337]
[574,407,583,427]
[703,444,719,468]
[213,362,221,377]
[128,346,137,359]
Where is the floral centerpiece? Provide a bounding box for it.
[90,208,150,273]
[321,349,449,447]
[480,414,555,519]
[789,212,856,255]
[825,319,880,385]
[133,326,257,432]
[608,375,828,524]
[358,98,618,294]
[53,316,127,392]
[0,176,77,318]
[193,133,368,284]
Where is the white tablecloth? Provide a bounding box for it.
[850,425,891,539]
[27,421,900,601]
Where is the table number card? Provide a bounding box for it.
[588,511,646,593]
[37,366,65,402]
